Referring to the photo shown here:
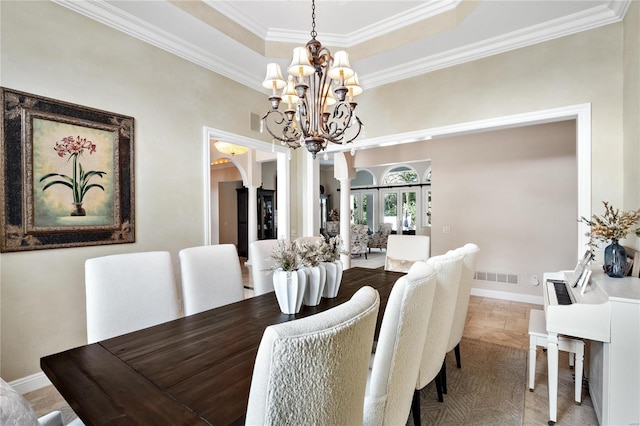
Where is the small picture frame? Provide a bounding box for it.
[1,88,135,252]
[571,250,593,288]
[579,269,592,295]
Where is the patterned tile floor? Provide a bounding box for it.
[26,253,599,425]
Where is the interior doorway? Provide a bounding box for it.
[202,127,290,249]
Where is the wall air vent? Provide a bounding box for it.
[250,112,261,132]
[474,271,519,285]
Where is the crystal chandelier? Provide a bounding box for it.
[261,0,363,159]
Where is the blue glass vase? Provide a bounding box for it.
[604,239,626,278]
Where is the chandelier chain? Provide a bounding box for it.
[310,0,317,39]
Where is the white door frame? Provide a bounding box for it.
[202,127,291,245]
[325,103,592,255]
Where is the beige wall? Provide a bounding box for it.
[209,165,242,245]
[0,1,267,381]
[356,20,625,216]
[0,0,638,383]
[624,1,640,218]
[351,121,576,296]
[433,122,577,288]
[218,180,243,246]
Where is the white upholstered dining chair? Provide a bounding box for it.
[442,243,480,393]
[85,251,181,343]
[364,261,437,426]
[384,235,431,273]
[245,286,380,426]
[412,251,463,426]
[1,378,84,426]
[249,239,280,296]
[179,244,244,316]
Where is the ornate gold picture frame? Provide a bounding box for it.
[1,88,135,252]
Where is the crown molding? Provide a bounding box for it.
[52,0,264,91]
[360,0,631,88]
[363,2,629,88]
[264,1,460,47]
[205,0,459,47]
[53,0,629,92]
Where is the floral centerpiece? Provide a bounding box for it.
[268,237,348,312]
[319,236,346,298]
[579,201,640,277]
[296,240,326,306]
[318,235,346,263]
[269,240,302,272]
[269,240,305,314]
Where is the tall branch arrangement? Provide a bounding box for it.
[579,201,640,247]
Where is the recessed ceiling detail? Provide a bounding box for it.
[53,0,630,92]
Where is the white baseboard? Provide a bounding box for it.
[471,287,544,305]
[9,372,52,395]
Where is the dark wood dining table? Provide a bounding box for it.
[41,267,403,425]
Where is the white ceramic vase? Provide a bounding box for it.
[322,260,343,298]
[272,269,306,314]
[303,265,326,306]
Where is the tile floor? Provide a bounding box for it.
[25,251,600,425]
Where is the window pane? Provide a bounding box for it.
[401,191,417,231]
[361,194,368,226]
[382,168,419,185]
[425,189,432,226]
[384,193,397,231]
[350,195,358,224]
[362,193,374,228]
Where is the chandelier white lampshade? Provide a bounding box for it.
[262,63,287,95]
[345,73,363,100]
[281,76,300,107]
[327,51,354,82]
[260,0,363,159]
[214,141,249,156]
[288,47,314,77]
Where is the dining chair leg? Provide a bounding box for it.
[435,374,444,402]
[454,343,462,368]
[412,389,422,426]
[441,360,448,395]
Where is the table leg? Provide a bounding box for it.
[547,332,559,425]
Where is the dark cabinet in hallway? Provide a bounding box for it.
[236,187,276,257]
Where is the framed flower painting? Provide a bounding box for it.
[1,88,135,251]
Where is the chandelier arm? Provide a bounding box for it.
[320,101,353,140]
[297,97,310,136]
[262,110,302,148]
[314,71,324,136]
[320,107,363,145]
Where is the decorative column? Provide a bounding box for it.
[339,177,351,269]
[276,152,290,241]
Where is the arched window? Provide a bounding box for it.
[382,166,418,185]
[352,170,374,187]
[381,166,419,233]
